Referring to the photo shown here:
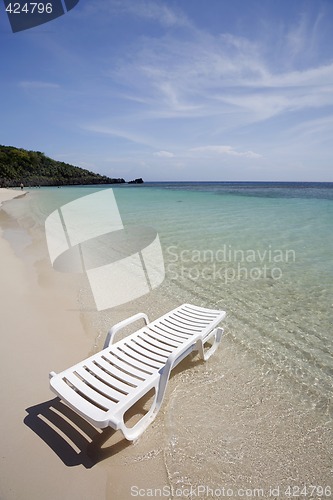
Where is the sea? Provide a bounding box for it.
[2,181,333,492]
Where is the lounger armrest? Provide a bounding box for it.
[104,312,150,347]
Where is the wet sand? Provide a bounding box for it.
[0,188,27,206]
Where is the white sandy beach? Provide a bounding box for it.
[0,189,170,500]
[0,188,332,500]
[0,189,106,498]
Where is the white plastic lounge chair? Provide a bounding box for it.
[49,303,226,441]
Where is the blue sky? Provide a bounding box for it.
[1,0,333,181]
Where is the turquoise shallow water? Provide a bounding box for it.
[3,181,333,490]
[5,182,332,415]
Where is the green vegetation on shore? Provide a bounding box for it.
[0,145,126,187]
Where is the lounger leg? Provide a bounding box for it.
[117,385,160,442]
[122,327,224,440]
[197,327,224,361]
[118,362,174,442]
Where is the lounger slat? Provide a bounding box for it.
[186,309,219,319]
[183,304,221,319]
[181,310,221,328]
[52,378,110,425]
[91,358,140,389]
[140,333,176,352]
[64,372,117,411]
[145,327,182,347]
[113,347,158,374]
[172,310,213,326]
[171,311,207,325]
[120,344,164,369]
[136,334,173,355]
[128,339,169,363]
[162,317,202,333]
[83,363,133,396]
[75,366,125,402]
[159,324,197,337]
[150,323,190,340]
[181,310,218,323]
[101,352,149,381]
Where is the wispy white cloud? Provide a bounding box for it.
[258,64,333,89]
[82,124,153,147]
[154,150,174,157]
[283,9,327,68]
[110,19,333,127]
[286,114,333,145]
[214,80,333,123]
[80,0,190,28]
[286,12,309,62]
[112,0,190,28]
[190,145,263,159]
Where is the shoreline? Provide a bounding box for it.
[0,187,28,207]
